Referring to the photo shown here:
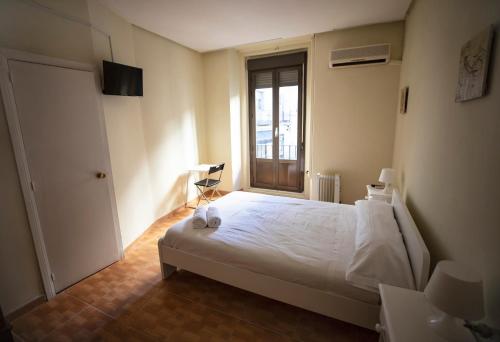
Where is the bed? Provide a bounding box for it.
[158,189,430,330]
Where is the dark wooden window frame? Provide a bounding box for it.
[248,51,307,192]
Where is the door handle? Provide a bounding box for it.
[96,172,106,179]
[274,127,278,138]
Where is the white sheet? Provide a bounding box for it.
[162,191,379,304]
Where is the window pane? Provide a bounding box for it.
[279,85,298,160]
[255,85,273,159]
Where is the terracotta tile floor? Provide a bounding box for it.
[12,194,378,342]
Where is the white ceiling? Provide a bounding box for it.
[102,0,411,52]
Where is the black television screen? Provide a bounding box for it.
[102,60,143,96]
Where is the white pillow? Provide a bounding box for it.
[345,200,415,293]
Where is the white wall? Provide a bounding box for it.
[311,22,404,204]
[392,0,500,326]
[133,26,207,216]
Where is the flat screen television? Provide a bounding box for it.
[102,60,143,96]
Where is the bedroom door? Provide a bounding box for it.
[248,52,306,192]
[6,58,121,293]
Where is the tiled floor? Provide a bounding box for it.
[12,194,378,341]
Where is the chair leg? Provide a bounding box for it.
[195,185,204,207]
[196,193,201,207]
[201,190,210,204]
[196,185,211,206]
[211,184,223,199]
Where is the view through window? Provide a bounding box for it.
[248,52,306,192]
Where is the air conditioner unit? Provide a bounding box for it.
[329,43,391,68]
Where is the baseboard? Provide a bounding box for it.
[191,189,231,201]
[5,295,46,321]
[246,187,306,199]
[6,190,233,316]
[124,190,231,252]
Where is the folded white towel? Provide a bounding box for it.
[207,206,222,228]
[192,206,208,229]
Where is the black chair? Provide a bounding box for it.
[194,163,225,207]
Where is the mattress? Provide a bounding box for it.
[161,191,379,304]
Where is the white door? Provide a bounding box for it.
[9,60,121,292]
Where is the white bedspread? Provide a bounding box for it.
[162,191,379,304]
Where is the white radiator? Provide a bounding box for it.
[312,173,340,203]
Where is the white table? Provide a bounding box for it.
[377,284,475,342]
[185,164,216,207]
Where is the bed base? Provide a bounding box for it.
[157,189,430,332]
[158,239,380,330]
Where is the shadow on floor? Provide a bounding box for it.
[12,193,378,341]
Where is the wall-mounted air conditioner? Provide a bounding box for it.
[329,43,391,68]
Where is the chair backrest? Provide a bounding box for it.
[208,163,225,175]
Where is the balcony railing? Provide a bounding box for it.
[256,144,297,160]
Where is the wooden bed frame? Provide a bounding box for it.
[157,189,430,330]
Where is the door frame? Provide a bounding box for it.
[0,48,123,299]
[248,51,307,192]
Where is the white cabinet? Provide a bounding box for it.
[366,185,392,203]
[378,284,475,342]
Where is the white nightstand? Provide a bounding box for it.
[366,185,392,203]
[377,284,475,342]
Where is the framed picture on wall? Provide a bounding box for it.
[455,26,494,102]
[400,86,409,113]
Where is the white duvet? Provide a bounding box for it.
[162,191,379,304]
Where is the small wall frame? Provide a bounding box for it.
[455,26,494,102]
[400,86,409,114]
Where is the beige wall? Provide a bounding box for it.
[0,0,94,63]
[0,0,156,254]
[236,36,314,198]
[311,22,404,204]
[0,96,44,315]
[8,0,498,328]
[202,49,242,192]
[0,0,206,314]
[227,49,242,191]
[219,25,402,202]
[203,50,232,191]
[0,0,94,315]
[393,0,500,326]
[133,26,207,216]
[87,0,155,248]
